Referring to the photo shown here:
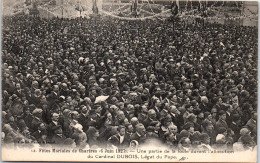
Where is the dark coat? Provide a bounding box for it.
[78,113,90,132]
[169,113,182,128]
[225,111,233,127]
[31,117,44,133]
[51,134,66,144]
[71,131,88,147]
[32,129,47,142]
[130,132,146,144]
[229,121,241,142]
[108,133,130,148]
[216,119,228,133]
[143,117,154,128]
[47,121,59,139]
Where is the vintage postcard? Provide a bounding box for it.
[1,0,258,162]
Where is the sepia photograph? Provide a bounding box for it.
[1,0,258,162]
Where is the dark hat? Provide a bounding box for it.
[219,110,226,116]
[64,138,75,146]
[185,104,191,109]
[53,125,62,131]
[117,125,125,132]
[200,133,210,141]
[240,134,253,145]
[232,114,240,121]
[150,121,160,127]
[147,126,155,132]
[183,122,194,130]
[17,120,27,130]
[187,113,196,122]
[201,119,212,129]
[179,130,190,138]
[218,127,227,134]
[190,131,201,142]
[163,115,172,123]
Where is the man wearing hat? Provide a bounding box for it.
[60,109,73,138]
[51,125,66,145]
[201,120,216,145]
[114,110,126,126]
[46,85,60,107]
[216,110,228,134]
[31,89,42,107]
[31,108,45,133]
[143,109,157,127]
[71,124,88,148]
[159,115,173,140]
[245,111,257,139]
[130,123,147,145]
[183,104,194,124]
[78,105,91,132]
[168,105,182,127]
[14,83,25,99]
[199,133,212,151]
[47,113,60,140]
[32,122,47,142]
[108,125,129,148]
[230,114,241,142]
[166,124,179,144]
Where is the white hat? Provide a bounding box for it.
[216,134,225,142]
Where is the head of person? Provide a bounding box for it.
[32,108,43,118]
[169,105,180,115]
[211,108,218,118]
[54,126,63,135]
[185,104,193,113]
[203,120,214,133]
[252,112,257,121]
[218,110,226,121]
[126,124,134,133]
[71,111,80,120]
[130,117,139,126]
[38,123,46,131]
[74,124,84,133]
[81,105,91,115]
[117,125,126,136]
[190,131,201,146]
[63,138,76,148]
[179,137,191,148]
[200,133,210,145]
[218,127,227,136]
[241,134,255,148]
[240,128,251,136]
[168,124,178,135]
[135,123,146,136]
[148,109,157,120]
[129,140,139,149]
[117,111,125,121]
[86,127,99,139]
[51,113,59,122]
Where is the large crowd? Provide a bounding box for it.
[2,14,257,152]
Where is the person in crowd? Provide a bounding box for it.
[130,123,147,144]
[31,108,45,133]
[47,113,60,140]
[86,127,100,147]
[51,125,66,144]
[199,133,212,151]
[215,110,228,133]
[71,124,88,148]
[178,137,192,152]
[108,125,129,148]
